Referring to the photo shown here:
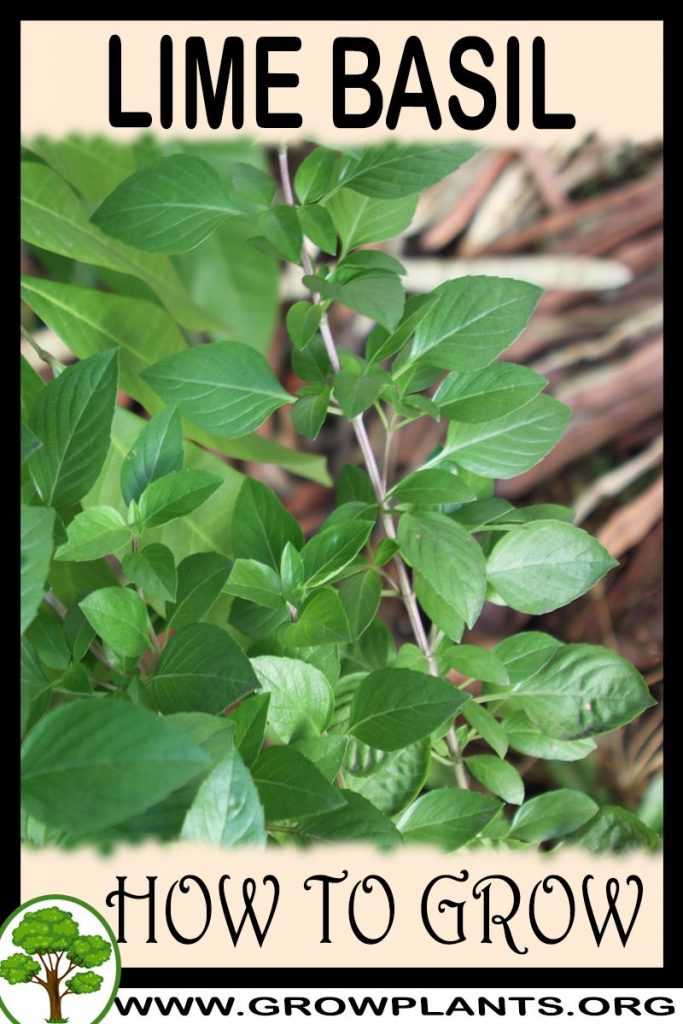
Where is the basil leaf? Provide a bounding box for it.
[142,341,294,440]
[152,623,259,714]
[22,701,210,833]
[349,669,468,751]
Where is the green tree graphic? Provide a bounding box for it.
[0,906,111,1021]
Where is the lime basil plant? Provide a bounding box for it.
[20,138,659,853]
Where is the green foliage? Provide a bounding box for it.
[67,934,111,968]
[181,739,267,847]
[66,970,104,993]
[91,154,237,253]
[19,138,657,854]
[12,906,78,953]
[0,952,41,984]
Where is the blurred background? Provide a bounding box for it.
[22,136,663,830]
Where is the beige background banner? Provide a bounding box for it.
[21,21,662,143]
[22,845,663,967]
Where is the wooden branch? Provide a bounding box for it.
[420,151,514,250]
[597,476,663,560]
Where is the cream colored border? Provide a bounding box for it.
[22,845,663,967]
[21,21,662,142]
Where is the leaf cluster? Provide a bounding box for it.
[19,137,658,854]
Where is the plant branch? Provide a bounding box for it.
[278,145,468,789]
[21,325,63,378]
[58,960,78,983]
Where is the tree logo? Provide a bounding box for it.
[0,895,120,1024]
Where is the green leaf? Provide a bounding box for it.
[166,552,232,629]
[63,604,96,663]
[503,711,595,762]
[21,640,52,737]
[122,544,177,602]
[79,587,149,658]
[345,740,430,816]
[305,271,404,331]
[332,374,383,421]
[21,421,41,462]
[487,521,617,614]
[465,755,524,805]
[116,711,235,840]
[325,189,418,252]
[280,542,305,599]
[349,669,468,751]
[512,644,656,740]
[291,386,331,440]
[29,349,118,508]
[461,702,508,759]
[297,791,401,848]
[286,301,323,350]
[226,162,275,212]
[142,341,293,440]
[174,216,279,355]
[435,363,547,422]
[509,789,598,843]
[181,743,266,847]
[251,656,334,742]
[406,277,541,372]
[86,409,243,563]
[569,806,661,853]
[92,155,236,253]
[292,333,333,386]
[55,506,131,561]
[21,700,210,833]
[398,510,486,628]
[224,560,283,609]
[301,520,373,588]
[439,395,571,478]
[231,693,270,768]
[21,161,222,332]
[27,133,138,203]
[21,504,55,634]
[152,623,259,714]
[284,589,351,647]
[338,571,382,641]
[138,469,222,529]
[396,787,500,850]
[21,355,44,422]
[339,143,478,199]
[292,735,348,782]
[25,611,71,670]
[120,407,183,506]
[21,277,187,415]
[389,469,476,507]
[444,644,509,685]
[366,295,435,365]
[499,502,575,525]
[252,746,345,821]
[230,601,289,638]
[59,663,93,695]
[373,538,399,567]
[341,250,406,277]
[232,478,303,571]
[336,465,375,506]
[451,498,515,531]
[494,631,563,684]
[258,204,303,263]
[295,147,340,203]
[298,205,337,255]
[414,575,465,643]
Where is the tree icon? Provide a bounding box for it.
[0,906,112,1022]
